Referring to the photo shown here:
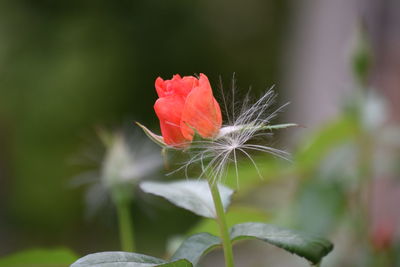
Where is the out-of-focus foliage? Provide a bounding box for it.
[0,248,77,267]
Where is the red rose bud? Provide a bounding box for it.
[154,74,222,147]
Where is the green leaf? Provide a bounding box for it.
[140,180,234,219]
[71,252,192,267]
[171,233,221,265]
[230,223,333,265]
[0,248,77,267]
[135,122,168,148]
[71,252,164,267]
[158,259,193,267]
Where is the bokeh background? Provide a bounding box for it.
[0,0,399,266]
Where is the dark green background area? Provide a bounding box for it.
[0,0,289,257]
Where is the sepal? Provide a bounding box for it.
[136,122,170,148]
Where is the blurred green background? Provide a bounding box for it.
[1,0,399,266]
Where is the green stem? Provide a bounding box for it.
[115,198,135,252]
[208,180,235,267]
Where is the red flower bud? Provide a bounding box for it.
[154,74,222,147]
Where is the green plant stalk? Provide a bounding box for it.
[115,197,136,252]
[208,180,235,267]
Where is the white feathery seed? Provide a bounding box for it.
[169,79,291,186]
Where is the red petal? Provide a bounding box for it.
[177,76,199,96]
[180,74,222,140]
[155,77,166,97]
[154,95,188,147]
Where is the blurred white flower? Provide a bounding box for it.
[361,89,387,131]
[73,128,163,218]
[102,132,163,188]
